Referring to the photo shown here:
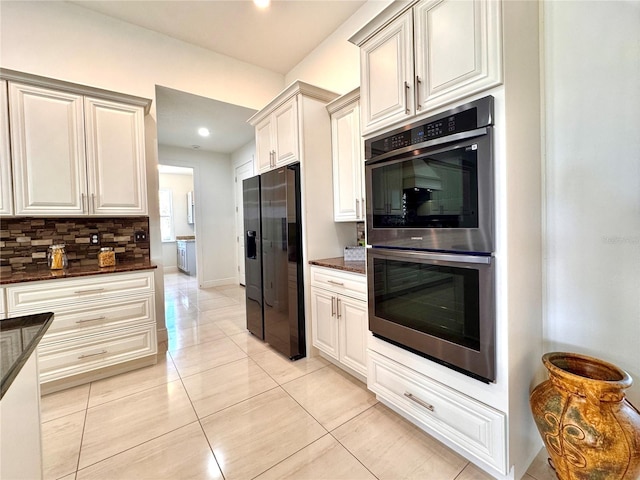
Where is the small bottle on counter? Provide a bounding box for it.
[98,247,116,267]
[47,244,68,270]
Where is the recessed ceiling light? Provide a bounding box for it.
[197,127,210,137]
[254,0,270,8]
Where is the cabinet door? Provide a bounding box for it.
[311,287,339,360]
[338,295,368,377]
[332,99,363,222]
[255,117,274,173]
[9,82,87,216]
[414,0,502,112]
[360,11,414,134]
[0,80,13,216]
[84,97,147,215]
[273,96,299,166]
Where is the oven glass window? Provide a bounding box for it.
[371,145,478,229]
[373,257,480,351]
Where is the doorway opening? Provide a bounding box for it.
[158,165,197,279]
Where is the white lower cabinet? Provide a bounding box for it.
[6,270,157,392]
[368,350,507,475]
[311,266,367,379]
[37,323,156,385]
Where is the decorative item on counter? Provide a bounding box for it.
[344,246,365,262]
[530,352,640,480]
[356,222,366,246]
[98,247,116,267]
[47,244,67,270]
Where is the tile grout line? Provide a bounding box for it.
[170,347,228,480]
[71,382,91,478]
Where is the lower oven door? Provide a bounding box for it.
[367,247,495,383]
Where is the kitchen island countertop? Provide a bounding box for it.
[309,257,366,275]
[0,261,157,286]
[0,312,54,399]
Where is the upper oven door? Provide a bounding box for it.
[365,128,494,254]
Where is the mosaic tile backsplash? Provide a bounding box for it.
[0,217,151,274]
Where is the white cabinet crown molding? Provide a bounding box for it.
[349,0,415,47]
[0,68,151,113]
[248,80,338,126]
[326,87,360,115]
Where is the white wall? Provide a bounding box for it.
[544,1,640,406]
[158,145,236,288]
[0,2,284,109]
[285,0,394,94]
[0,0,285,344]
[158,171,195,269]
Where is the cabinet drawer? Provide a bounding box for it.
[368,351,506,474]
[310,267,366,300]
[7,271,154,313]
[38,323,157,384]
[41,295,154,343]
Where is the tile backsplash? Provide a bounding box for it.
[0,217,150,274]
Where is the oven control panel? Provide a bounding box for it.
[366,95,494,160]
[372,108,477,154]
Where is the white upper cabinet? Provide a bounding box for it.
[84,97,147,215]
[7,78,149,216]
[0,80,14,216]
[249,81,338,175]
[253,96,299,173]
[327,89,364,222]
[414,0,502,111]
[360,13,414,133]
[352,0,502,135]
[9,82,87,216]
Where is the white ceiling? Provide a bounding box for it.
[68,0,366,154]
[69,0,366,75]
[156,85,257,154]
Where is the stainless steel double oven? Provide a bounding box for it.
[365,96,496,383]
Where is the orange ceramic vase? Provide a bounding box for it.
[530,352,640,480]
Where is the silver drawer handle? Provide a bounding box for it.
[327,280,344,286]
[74,288,105,294]
[75,316,106,324]
[404,392,435,412]
[78,350,108,359]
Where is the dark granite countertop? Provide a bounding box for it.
[0,312,54,399]
[309,257,366,275]
[0,261,157,285]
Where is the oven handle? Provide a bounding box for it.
[372,249,492,265]
[366,126,489,165]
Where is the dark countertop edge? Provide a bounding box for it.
[0,312,54,400]
[0,262,158,286]
[309,257,366,275]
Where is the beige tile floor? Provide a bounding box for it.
[41,272,557,480]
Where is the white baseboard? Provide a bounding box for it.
[201,277,238,288]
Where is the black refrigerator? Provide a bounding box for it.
[242,163,305,359]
